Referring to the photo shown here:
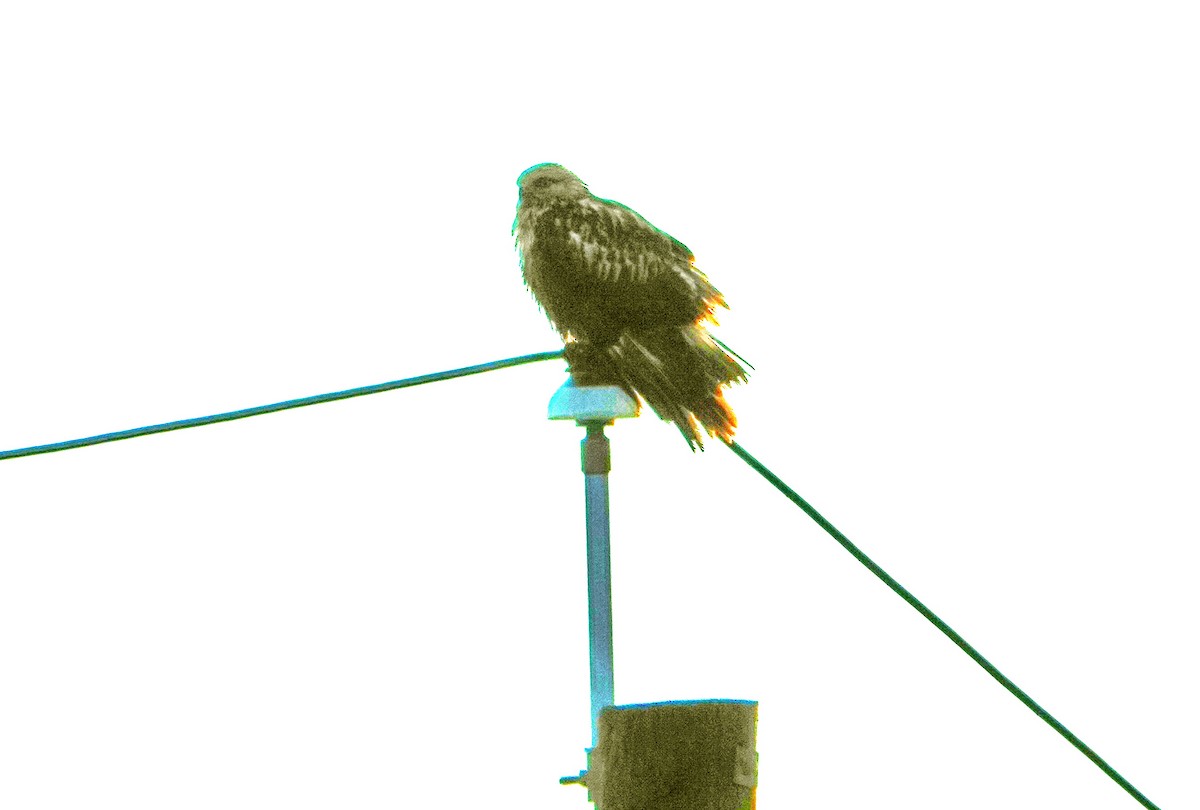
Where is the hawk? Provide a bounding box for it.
[514,163,748,449]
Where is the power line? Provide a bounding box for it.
[0,349,565,461]
[1,347,1166,806]
[724,438,1161,810]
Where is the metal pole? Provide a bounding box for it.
[581,421,615,748]
[550,379,635,789]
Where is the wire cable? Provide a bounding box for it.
[0,348,1163,807]
[724,438,1160,810]
[0,349,565,461]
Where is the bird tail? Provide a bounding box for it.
[603,326,748,450]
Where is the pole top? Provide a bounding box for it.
[548,378,638,424]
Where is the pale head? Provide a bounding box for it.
[517,163,590,201]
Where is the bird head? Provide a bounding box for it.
[517,163,590,202]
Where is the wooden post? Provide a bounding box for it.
[582,699,758,810]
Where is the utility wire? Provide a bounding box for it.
[0,349,565,461]
[0,347,1164,808]
[724,439,1160,810]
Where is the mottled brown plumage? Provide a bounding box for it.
[514,163,747,449]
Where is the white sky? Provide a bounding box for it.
[1,3,1196,808]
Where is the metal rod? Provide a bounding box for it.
[582,422,615,747]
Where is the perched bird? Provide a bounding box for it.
[514,163,748,449]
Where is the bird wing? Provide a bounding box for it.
[517,193,729,340]
[561,196,726,313]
